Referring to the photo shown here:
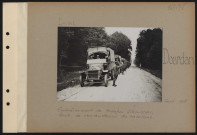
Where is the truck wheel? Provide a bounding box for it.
[80,75,84,87]
[104,74,108,87]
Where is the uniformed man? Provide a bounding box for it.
[112,66,119,87]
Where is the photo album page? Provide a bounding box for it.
[3,2,195,133]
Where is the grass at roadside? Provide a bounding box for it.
[57,72,80,91]
[142,68,162,79]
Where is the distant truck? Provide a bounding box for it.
[80,46,116,87]
[121,58,131,74]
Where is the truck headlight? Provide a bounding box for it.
[103,63,107,70]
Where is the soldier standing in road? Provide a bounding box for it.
[112,66,119,87]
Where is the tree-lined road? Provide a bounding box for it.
[57,66,162,102]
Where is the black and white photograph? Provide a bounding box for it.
[57,27,162,102]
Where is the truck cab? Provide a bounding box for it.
[80,46,116,87]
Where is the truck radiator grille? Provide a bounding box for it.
[88,70,99,79]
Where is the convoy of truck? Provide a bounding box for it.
[79,46,131,87]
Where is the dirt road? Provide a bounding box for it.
[57,66,162,102]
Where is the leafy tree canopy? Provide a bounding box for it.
[134,28,162,70]
[58,27,132,67]
[106,32,132,61]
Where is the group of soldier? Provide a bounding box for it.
[112,55,131,87]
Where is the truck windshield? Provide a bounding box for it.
[89,52,107,59]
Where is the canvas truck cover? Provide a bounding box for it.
[87,47,108,56]
[107,48,115,62]
[87,47,115,62]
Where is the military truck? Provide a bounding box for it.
[121,58,131,74]
[80,46,116,87]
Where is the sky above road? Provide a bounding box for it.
[105,27,151,65]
